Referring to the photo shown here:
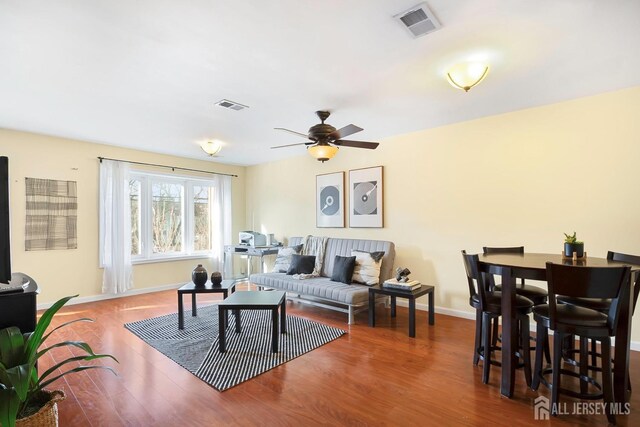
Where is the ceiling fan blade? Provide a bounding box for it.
[333,139,379,150]
[329,124,363,140]
[274,127,309,139]
[270,142,312,149]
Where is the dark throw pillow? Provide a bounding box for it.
[331,255,356,284]
[286,254,316,275]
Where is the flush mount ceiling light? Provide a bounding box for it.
[307,142,339,163]
[200,140,223,156]
[446,62,489,92]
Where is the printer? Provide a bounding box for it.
[239,231,267,247]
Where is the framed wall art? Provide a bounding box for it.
[316,171,345,228]
[349,166,383,228]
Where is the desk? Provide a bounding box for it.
[223,245,280,281]
[478,253,639,402]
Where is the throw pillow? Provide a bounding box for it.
[272,244,303,273]
[287,254,316,275]
[351,250,385,285]
[330,255,357,284]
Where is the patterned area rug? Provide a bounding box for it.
[125,305,346,391]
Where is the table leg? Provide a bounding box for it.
[368,291,376,327]
[235,309,241,333]
[272,308,279,353]
[281,300,286,333]
[218,308,226,353]
[178,292,184,330]
[500,271,517,398]
[613,277,633,404]
[391,296,397,317]
[192,293,197,317]
[409,298,416,338]
[428,290,435,326]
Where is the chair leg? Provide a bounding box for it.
[580,337,589,395]
[531,322,546,391]
[601,338,616,425]
[519,315,532,387]
[491,316,499,347]
[590,338,598,368]
[551,331,563,416]
[473,309,482,366]
[543,334,552,364]
[481,312,492,384]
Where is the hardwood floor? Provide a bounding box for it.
[39,285,640,426]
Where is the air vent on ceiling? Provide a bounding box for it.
[215,99,249,111]
[394,2,441,38]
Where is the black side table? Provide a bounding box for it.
[368,284,435,337]
[178,279,236,330]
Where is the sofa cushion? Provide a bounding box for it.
[272,245,303,273]
[331,255,356,284]
[250,273,371,305]
[287,254,316,275]
[351,250,384,285]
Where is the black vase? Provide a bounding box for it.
[564,242,585,258]
[211,271,222,287]
[192,264,208,287]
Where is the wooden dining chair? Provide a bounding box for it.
[462,251,534,386]
[482,246,548,305]
[531,262,631,425]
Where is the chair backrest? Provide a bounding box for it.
[482,246,525,255]
[607,251,640,314]
[462,251,489,311]
[545,262,631,332]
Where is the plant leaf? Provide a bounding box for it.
[37,340,101,359]
[40,318,94,345]
[38,365,116,390]
[0,327,26,368]
[24,295,78,364]
[5,364,31,401]
[0,388,20,427]
[37,353,118,386]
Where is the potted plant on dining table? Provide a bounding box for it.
[563,232,585,258]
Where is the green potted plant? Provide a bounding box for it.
[564,232,585,258]
[0,295,117,427]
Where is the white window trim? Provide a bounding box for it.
[129,169,217,264]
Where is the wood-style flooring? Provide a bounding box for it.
[39,285,640,426]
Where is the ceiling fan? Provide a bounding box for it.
[272,111,379,162]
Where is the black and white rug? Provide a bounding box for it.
[124,305,346,391]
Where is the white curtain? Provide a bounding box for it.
[99,159,133,294]
[210,174,232,271]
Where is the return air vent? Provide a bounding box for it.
[394,2,441,38]
[215,99,249,111]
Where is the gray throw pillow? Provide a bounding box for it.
[272,244,303,273]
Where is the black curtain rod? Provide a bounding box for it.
[97,157,238,178]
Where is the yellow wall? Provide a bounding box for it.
[0,129,246,304]
[246,86,640,340]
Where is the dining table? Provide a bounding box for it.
[478,252,639,403]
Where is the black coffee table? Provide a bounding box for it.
[368,284,435,337]
[178,279,237,330]
[217,291,286,353]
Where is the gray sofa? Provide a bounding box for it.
[250,236,396,324]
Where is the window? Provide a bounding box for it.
[129,171,220,262]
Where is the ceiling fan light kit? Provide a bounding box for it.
[446,62,489,92]
[272,111,379,163]
[201,140,223,156]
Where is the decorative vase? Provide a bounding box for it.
[564,242,584,258]
[192,264,208,287]
[211,271,222,287]
[16,390,65,427]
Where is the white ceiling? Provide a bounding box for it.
[1,0,640,165]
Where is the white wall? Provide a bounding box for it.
[246,86,640,340]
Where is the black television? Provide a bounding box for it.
[0,156,11,284]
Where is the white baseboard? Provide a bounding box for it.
[36,283,183,310]
[395,300,640,352]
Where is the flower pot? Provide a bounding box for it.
[564,242,584,258]
[16,390,65,427]
[192,264,208,287]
